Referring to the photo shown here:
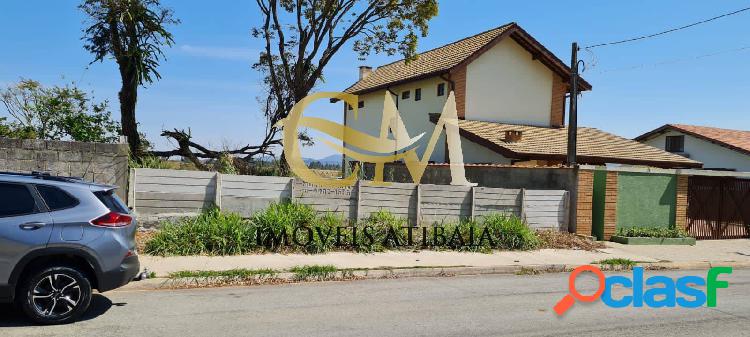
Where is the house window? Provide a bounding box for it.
[358,101,365,108]
[402,90,410,99]
[665,135,684,153]
[415,88,422,101]
[437,83,445,96]
[347,103,353,111]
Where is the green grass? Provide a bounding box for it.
[481,214,540,250]
[596,258,637,268]
[168,268,278,279]
[144,208,255,256]
[144,203,542,256]
[617,226,690,238]
[289,265,338,281]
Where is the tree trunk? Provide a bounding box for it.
[279,150,290,176]
[118,65,141,158]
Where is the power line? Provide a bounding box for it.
[585,6,750,49]
[592,45,750,74]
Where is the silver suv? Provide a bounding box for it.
[0,172,139,324]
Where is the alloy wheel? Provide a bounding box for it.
[31,273,81,318]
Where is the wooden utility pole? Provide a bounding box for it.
[566,42,580,166]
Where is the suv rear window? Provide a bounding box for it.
[94,190,129,214]
[0,182,38,217]
[36,185,79,211]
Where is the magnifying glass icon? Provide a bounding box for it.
[554,265,606,316]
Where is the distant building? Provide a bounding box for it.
[636,124,750,172]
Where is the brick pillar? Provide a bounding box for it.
[550,75,566,127]
[675,175,689,230]
[603,171,618,240]
[450,65,467,119]
[575,169,594,236]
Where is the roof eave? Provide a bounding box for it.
[636,124,750,157]
[344,70,451,96]
[437,119,702,169]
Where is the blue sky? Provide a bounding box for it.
[1,0,748,159]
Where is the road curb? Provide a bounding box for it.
[117,260,750,291]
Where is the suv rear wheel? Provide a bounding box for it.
[18,266,92,324]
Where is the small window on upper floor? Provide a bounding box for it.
[437,83,445,96]
[415,88,422,101]
[402,90,410,100]
[358,101,365,109]
[347,103,353,111]
[665,135,685,153]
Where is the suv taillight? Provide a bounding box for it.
[90,211,132,228]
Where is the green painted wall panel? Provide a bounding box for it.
[616,172,677,229]
[592,170,607,240]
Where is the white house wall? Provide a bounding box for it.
[460,136,511,164]
[344,76,448,164]
[642,130,750,172]
[464,38,553,126]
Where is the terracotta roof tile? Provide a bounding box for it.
[639,124,750,156]
[344,23,515,94]
[450,119,702,168]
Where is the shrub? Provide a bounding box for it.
[617,226,690,238]
[213,152,237,174]
[144,208,255,256]
[250,202,341,253]
[358,209,409,252]
[142,205,542,256]
[479,214,540,250]
[129,154,171,169]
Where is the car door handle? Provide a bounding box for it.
[19,222,47,230]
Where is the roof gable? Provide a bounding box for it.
[344,23,591,95]
[636,124,750,156]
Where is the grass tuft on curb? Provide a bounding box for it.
[290,265,338,281]
[595,258,637,269]
[168,268,278,279]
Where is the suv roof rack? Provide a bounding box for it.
[0,171,85,183]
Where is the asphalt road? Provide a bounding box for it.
[2,269,749,336]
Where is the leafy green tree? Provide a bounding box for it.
[0,79,120,142]
[0,117,36,139]
[158,0,438,174]
[80,0,179,157]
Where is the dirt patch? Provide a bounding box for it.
[136,229,158,253]
[537,230,605,251]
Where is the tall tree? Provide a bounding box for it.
[159,0,438,172]
[80,0,179,157]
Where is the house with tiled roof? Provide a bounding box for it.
[342,23,701,169]
[636,124,750,171]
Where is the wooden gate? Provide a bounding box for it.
[686,176,750,239]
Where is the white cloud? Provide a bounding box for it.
[179,45,259,61]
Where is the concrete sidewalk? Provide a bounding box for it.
[137,239,750,277]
